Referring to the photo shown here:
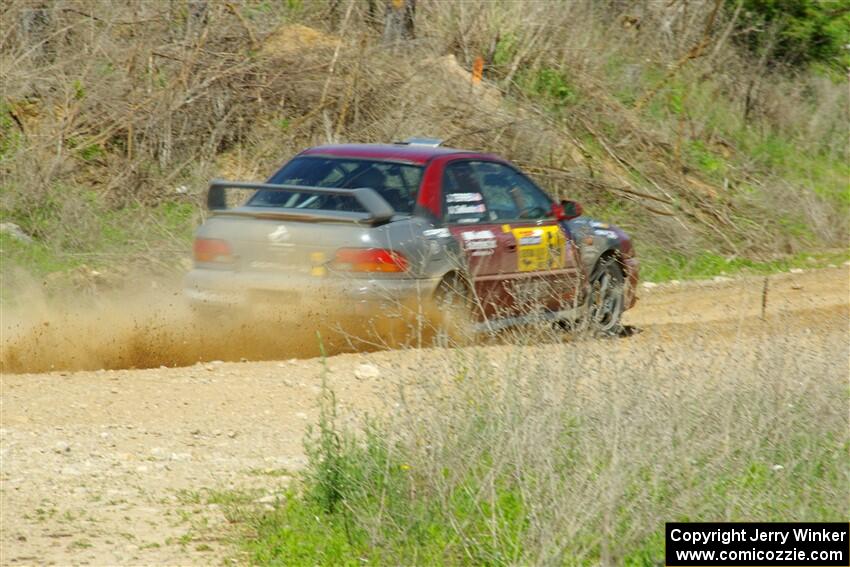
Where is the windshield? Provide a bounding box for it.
[248,157,424,214]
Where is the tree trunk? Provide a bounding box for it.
[382,0,415,45]
[19,5,53,62]
[185,0,208,42]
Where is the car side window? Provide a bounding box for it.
[472,162,553,221]
[442,161,488,224]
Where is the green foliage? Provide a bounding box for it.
[732,0,850,69]
[623,531,665,566]
[685,140,726,177]
[72,79,86,100]
[79,144,103,162]
[304,376,356,516]
[0,102,23,159]
[65,137,105,162]
[523,68,578,107]
[496,38,580,109]
[492,34,518,68]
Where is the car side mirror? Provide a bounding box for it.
[561,199,583,220]
[551,202,567,221]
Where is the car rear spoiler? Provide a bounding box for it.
[206,180,396,225]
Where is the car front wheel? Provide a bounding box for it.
[586,256,625,336]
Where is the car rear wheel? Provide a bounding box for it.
[432,275,476,346]
[586,256,625,336]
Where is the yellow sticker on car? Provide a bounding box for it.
[511,226,566,272]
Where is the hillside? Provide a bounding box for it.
[1,0,848,291]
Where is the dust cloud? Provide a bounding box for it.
[0,274,399,374]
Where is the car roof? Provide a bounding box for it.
[298,143,499,165]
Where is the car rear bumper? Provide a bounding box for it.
[184,268,442,320]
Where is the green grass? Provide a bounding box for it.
[685,140,727,179]
[1,198,195,278]
[584,191,847,282]
[241,420,530,565]
[716,127,850,212]
[224,413,847,566]
[0,233,87,276]
[520,67,579,109]
[639,248,849,282]
[1,196,196,307]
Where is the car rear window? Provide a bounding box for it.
[248,157,423,214]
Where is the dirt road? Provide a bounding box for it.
[1,266,848,565]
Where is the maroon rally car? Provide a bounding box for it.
[185,138,639,335]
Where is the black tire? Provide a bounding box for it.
[585,256,625,336]
[432,274,476,346]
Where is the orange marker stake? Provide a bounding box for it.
[472,56,484,85]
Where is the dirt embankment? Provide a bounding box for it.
[1,266,848,565]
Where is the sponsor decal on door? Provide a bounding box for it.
[511,226,566,272]
[461,229,497,256]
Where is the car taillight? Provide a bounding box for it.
[332,248,409,273]
[193,238,234,263]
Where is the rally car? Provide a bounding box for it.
[184,138,638,336]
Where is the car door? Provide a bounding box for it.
[467,161,583,315]
[441,160,516,319]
